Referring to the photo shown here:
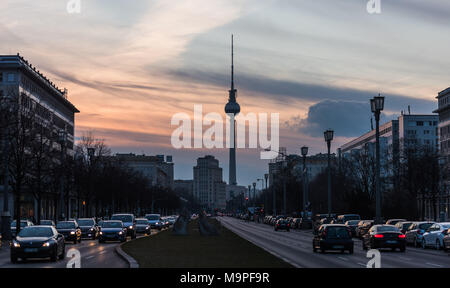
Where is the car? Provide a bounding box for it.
[394,221,413,234]
[357,220,374,239]
[299,218,313,229]
[167,216,177,225]
[443,228,450,252]
[39,220,55,227]
[145,214,163,230]
[274,219,290,231]
[135,218,151,235]
[336,214,361,224]
[345,220,360,237]
[56,220,82,244]
[98,221,127,243]
[10,220,34,237]
[313,224,353,254]
[404,221,434,247]
[291,218,301,229]
[77,218,99,240]
[161,217,170,229]
[362,225,406,252]
[386,219,406,225]
[10,226,65,263]
[313,215,335,234]
[111,214,136,239]
[421,222,450,250]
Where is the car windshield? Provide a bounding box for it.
[418,223,433,230]
[56,222,76,229]
[346,220,359,225]
[40,220,52,225]
[78,219,95,226]
[402,223,412,229]
[327,227,350,238]
[112,215,133,222]
[344,215,360,221]
[136,220,148,225]
[11,221,28,227]
[146,215,160,220]
[18,227,53,237]
[377,226,399,232]
[442,224,450,229]
[102,222,122,228]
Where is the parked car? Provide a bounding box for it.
[404,221,434,247]
[98,221,127,243]
[274,219,290,232]
[386,219,406,225]
[421,222,450,250]
[345,220,360,237]
[111,214,136,239]
[443,228,450,252]
[56,221,81,244]
[362,225,406,252]
[394,221,413,234]
[135,218,151,235]
[10,220,34,238]
[358,220,374,239]
[313,224,353,254]
[39,220,55,227]
[145,214,163,230]
[10,226,65,263]
[336,214,361,224]
[77,218,99,240]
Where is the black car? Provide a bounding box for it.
[135,218,151,235]
[362,225,406,252]
[313,224,353,254]
[274,219,290,231]
[77,218,99,240]
[11,226,65,263]
[98,221,127,243]
[56,221,82,244]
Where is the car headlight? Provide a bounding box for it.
[42,242,50,247]
[99,231,103,235]
[129,226,133,229]
[90,228,95,231]
[70,231,75,235]
[119,231,123,235]
[156,222,159,225]
[12,241,20,248]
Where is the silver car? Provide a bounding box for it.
[404,221,434,247]
[422,222,450,250]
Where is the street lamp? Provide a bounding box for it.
[252,182,256,209]
[324,129,334,217]
[264,173,268,215]
[371,94,384,224]
[58,130,67,221]
[301,146,308,218]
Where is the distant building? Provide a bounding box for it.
[193,155,226,211]
[173,180,193,195]
[0,54,79,220]
[115,153,174,188]
[226,184,247,202]
[434,87,450,220]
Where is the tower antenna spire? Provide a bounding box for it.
[231,34,234,90]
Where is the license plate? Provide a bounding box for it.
[386,240,397,244]
[24,248,38,253]
[333,245,344,249]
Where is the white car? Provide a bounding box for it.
[422,222,450,250]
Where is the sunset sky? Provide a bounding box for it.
[2,0,449,186]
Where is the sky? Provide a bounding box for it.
[1,0,449,187]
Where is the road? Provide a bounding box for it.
[0,229,162,268]
[218,217,450,268]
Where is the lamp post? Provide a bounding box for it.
[371,94,384,224]
[264,173,268,215]
[252,182,256,208]
[58,130,67,221]
[1,129,12,241]
[301,146,308,217]
[247,185,251,211]
[87,147,95,218]
[324,129,334,217]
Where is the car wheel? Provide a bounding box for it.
[10,255,17,264]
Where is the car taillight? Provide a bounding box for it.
[287,224,290,227]
[374,234,384,238]
[398,234,406,239]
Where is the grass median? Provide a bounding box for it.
[121,218,293,268]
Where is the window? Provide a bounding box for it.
[0,72,3,82]
[7,73,15,82]
[416,121,424,126]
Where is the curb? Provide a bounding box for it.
[115,242,139,268]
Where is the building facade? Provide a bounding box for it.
[193,155,226,211]
[0,54,79,221]
[115,153,174,189]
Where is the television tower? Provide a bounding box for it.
[225,35,240,185]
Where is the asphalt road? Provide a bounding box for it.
[218,217,450,268]
[0,229,163,268]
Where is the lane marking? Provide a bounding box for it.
[338,257,349,261]
[99,250,107,255]
[426,262,443,268]
[86,255,94,260]
[357,262,366,267]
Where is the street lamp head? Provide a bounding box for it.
[301,146,309,157]
[253,182,256,188]
[324,130,334,142]
[264,173,269,180]
[371,94,385,113]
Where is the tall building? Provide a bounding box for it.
[173,180,193,196]
[224,35,240,185]
[0,54,79,220]
[433,87,450,220]
[115,153,174,188]
[193,155,226,211]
